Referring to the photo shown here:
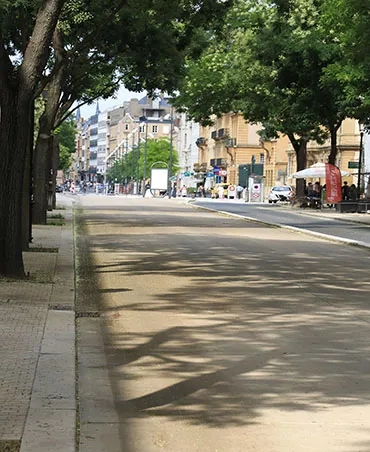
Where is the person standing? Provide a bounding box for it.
[349,184,357,201]
[236,184,244,199]
[180,185,187,197]
[342,181,350,200]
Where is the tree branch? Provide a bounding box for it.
[20,0,66,94]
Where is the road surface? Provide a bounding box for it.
[194,200,370,246]
[74,196,370,452]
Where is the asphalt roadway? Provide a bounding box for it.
[75,195,370,452]
[193,199,370,247]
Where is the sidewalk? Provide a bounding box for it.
[278,202,370,224]
[0,197,76,452]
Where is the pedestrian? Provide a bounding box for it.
[236,184,244,199]
[342,181,350,200]
[171,183,177,198]
[180,185,187,197]
[218,185,224,199]
[348,184,357,201]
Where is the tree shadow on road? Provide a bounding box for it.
[75,202,370,451]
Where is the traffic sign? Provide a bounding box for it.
[348,162,359,169]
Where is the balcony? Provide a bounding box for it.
[217,128,229,140]
[193,162,208,173]
[196,137,207,147]
[210,158,228,168]
[225,138,236,147]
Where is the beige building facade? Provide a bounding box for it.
[195,113,361,195]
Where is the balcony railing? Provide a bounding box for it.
[196,137,207,147]
[217,128,229,139]
[210,158,227,168]
[225,138,236,147]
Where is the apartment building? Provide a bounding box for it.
[194,113,363,197]
[196,113,264,190]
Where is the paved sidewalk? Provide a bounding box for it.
[0,197,76,452]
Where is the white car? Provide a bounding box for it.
[268,185,294,203]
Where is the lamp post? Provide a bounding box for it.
[140,116,148,197]
[168,106,173,199]
[357,127,364,200]
[136,129,141,194]
[125,134,129,190]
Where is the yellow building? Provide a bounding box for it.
[286,118,361,187]
[196,114,361,196]
[197,113,265,187]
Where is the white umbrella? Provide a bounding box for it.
[290,162,350,179]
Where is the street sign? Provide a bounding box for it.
[348,162,359,169]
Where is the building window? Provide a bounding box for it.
[139,125,145,133]
[260,153,265,164]
[124,123,129,131]
[152,125,158,134]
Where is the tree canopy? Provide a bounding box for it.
[107,138,179,183]
[174,0,370,170]
[0,0,232,277]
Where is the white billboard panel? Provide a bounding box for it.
[151,168,168,190]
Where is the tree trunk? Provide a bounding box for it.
[21,104,33,249]
[0,90,32,277]
[33,121,53,223]
[0,0,66,277]
[52,138,60,210]
[288,133,307,198]
[328,125,340,165]
[33,63,64,223]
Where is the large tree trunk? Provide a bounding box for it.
[51,138,60,210]
[328,124,340,165]
[0,0,66,277]
[0,90,32,277]
[288,133,307,198]
[21,102,34,249]
[33,61,64,223]
[33,118,55,223]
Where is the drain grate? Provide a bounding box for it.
[75,311,100,318]
[48,304,74,311]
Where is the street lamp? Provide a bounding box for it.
[168,106,174,199]
[357,123,364,200]
[139,116,148,197]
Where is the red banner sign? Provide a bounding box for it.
[325,163,342,203]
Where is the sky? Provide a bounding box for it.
[79,85,146,119]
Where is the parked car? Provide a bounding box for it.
[268,185,294,203]
[211,183,229,199]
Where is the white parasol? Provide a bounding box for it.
[290,162,350,179]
